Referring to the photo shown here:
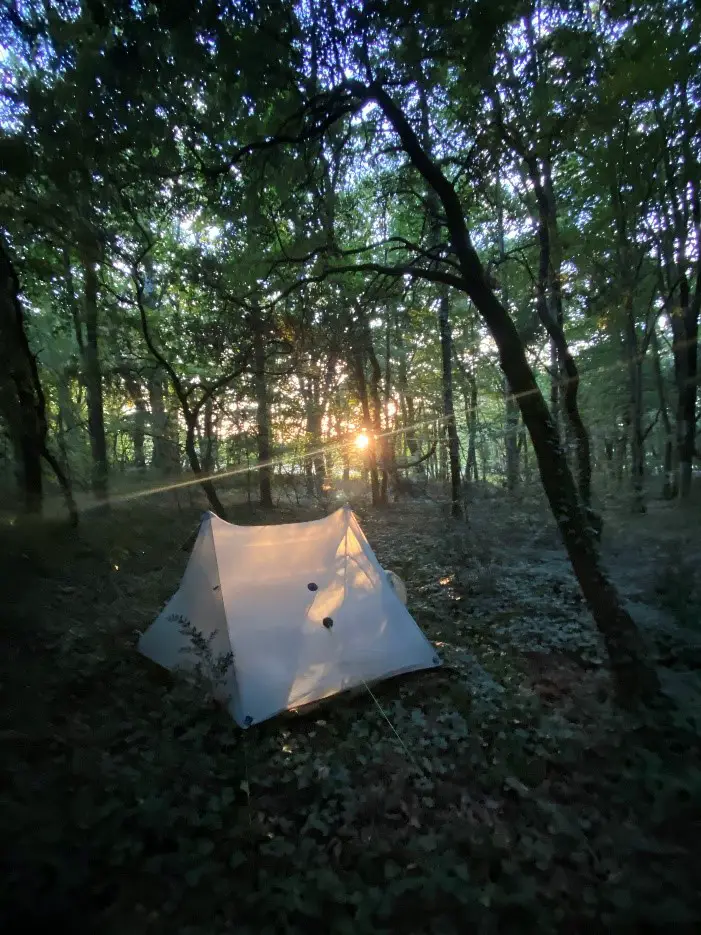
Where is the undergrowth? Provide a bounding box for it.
[1,492,700,933]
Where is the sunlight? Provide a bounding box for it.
[355,433,370,450]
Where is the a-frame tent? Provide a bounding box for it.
[138,507,440,727]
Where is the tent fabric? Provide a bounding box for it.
[138,506,440,727]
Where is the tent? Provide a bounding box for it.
[138,506,440,727]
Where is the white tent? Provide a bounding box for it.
[138,506,440,727]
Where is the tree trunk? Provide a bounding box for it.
[496,163,519,493]
[651,327,676,498]
[617,415,629,485]
[123,374,147,470]
[0,240,77,524]
[201,396,216,474]
[672,275,699,498]
[367,345,387,506]
[136,271,232,517]
[367,328,388,506]
[417,79,461,516]
[629,355,645,512]
[465,363,478,482]
[352,341,380,505]
[396,310,422,468]
[624,311,646,513]
[520,422,530,484]
[55,377,74,481]
[149,368,169,472]
[304,376,325,495]
[437,292,462,516]
[334,408,351,482]
[184,417,226,517]
[251,302,273,508]
[505,385,520,491]
[529,160,595,515]
[81,252,109,505]
[370,84,658,704]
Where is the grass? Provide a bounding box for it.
[2,485,701,934]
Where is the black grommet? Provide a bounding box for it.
[244,715,253,726]
[307,582,318,591]
[322,617,333,629]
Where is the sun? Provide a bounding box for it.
[355,433,370,450]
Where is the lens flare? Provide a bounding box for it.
[355,433,370,450]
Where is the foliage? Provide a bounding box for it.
[174,615,235,698]
[1,0,697,514]
[1,493,700,933]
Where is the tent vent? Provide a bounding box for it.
[307,582,318,591]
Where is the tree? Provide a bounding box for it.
[0,239,77,524]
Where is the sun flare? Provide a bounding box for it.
[355,433,370,450]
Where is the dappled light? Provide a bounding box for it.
[1,0,700,932]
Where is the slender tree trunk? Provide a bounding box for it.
[134,399,147,470]
[530,162,595,516]
[437,292,462,516]
[136,270,234,517]
[55,378,73,480]
[356,304,388,505]
[466,386,478,482]
[520,423,530,484]
[617,415,629,485]
[651,327,675,498]
[505,387,520,491]
[334,409,351,482]
[353,342,380,505]
[381,311,393,504]
[123,374,147,470]
[304,376,325,494]
[81,252,109,504]
[301,377,315,496]
[629,356,645,512]
[370,84,658,704]
[149,368,169,472]
[366,329,388,506]
[624,312,646,513]
[251,302,273,508]
[201,396,216,474]
[672,276,699,498]
[304,437,315,496]
[496,164,519,493]
[417,77,461,514]
[396,312,422,469]
[185,417,226,517]
[463,348,479,482]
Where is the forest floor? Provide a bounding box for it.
[2,482,701,935]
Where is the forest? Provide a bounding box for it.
[1,0,700,932]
